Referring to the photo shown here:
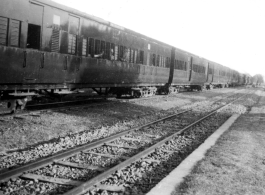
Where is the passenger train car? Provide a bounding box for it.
[0,0,251,110]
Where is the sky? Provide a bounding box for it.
[53,0,265,76]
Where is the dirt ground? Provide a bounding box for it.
[173,90,265,195]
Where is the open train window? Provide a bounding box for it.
[134,49,138,63]
[156,55,160,67]
[0,17,8,46]
[27,24,40,49]
[152,54,156,66]
[111,43,115,60]
[88,38,94,57]
[119,45,124,60]
[82,38,87,56]
[146,52,150,65]
[95,39,101,55]
[101,41,105,58]
[114,45,119,60]
[130,49,134,63]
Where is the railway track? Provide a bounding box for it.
[0,88,234,120]
[0,91,249,195]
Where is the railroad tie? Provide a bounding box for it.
[121,136,152,142]
[103,143,138,149]
[93,184,125,192]
[53,160,106,171]
[20,173,83,186]
[83,151,129,160]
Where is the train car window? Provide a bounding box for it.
[152,54,156,66]
[51,29,60,52]
[95,39,101,55]
[88,38,94,57]
[124,47,130,62]
[156,55,160,67]
[27,23,41,49]
[115,45,119,60]
[68,34,76,54]
[0,17,8,46]
[134,49,137,63]
[10,20,21,47]
[184,62,187,71]
[146,52,150,65]
[130,49,134,63]
[139,50,144,64]
[119,46,124,61]
[82,38,87,56]
[101,41,105,58]
[160,56,162,67]
[127,48,130,62]
[128,48,131,63]
[111,43,115,60]
[106,42,110,60]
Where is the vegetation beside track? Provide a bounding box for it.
[172,90,265,195]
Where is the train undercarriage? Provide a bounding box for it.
[0,82,231,113]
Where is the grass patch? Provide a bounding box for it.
[173,113,265,195]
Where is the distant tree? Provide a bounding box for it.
[252,74,264,85]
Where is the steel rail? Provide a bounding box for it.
[64,93,248,195]
[0,110,189,182]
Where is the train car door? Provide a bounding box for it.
[168,48,175,85]
[23,2,44,84]
[188,57,193,81]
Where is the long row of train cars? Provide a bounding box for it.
[0,0,252,111]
